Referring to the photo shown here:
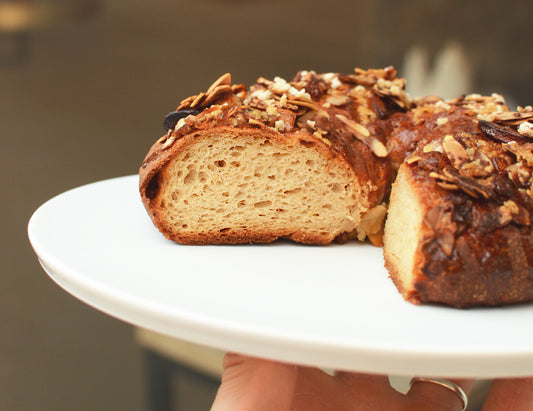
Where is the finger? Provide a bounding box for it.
[404,378,475,411]
[291,368,402,411]
[481,377,533,411]
[211,353,297,411]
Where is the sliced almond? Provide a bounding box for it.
[203,84,233,106]
[285,98,322,111]
[335,114,387,157]
[335,114,370,137]
[442,135,469,167]
[206,73,232,95]
[190,92,206,108]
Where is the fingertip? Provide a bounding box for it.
[212,354,297,411]
[482,377,533,411]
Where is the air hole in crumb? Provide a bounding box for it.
[183,170,197,185]
[254,200,272,208]
[230,161,241,167]
[284,188,302,195]
[215,160,226,167]
[329,183,342,193]
[306,160,315,167]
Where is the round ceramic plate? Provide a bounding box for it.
[28,175,533,378]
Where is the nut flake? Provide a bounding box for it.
[442,135,470,167]
[423,140,443,153]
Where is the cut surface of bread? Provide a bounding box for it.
[145,127,368,244]
[383,166,425,302]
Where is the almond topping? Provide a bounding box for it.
[335,114,387,157]
[161,136,176,150]
[442,135,469,166]
[190,92,206,108]
[335,114,370,137]
[206,73,232,95]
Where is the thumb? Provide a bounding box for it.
[211,353,298,411]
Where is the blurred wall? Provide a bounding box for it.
[1,0,531,410]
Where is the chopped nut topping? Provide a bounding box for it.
[274,120,285,132]
[436,117,449,126]
[266,104,278,116]
[270,76,312,102]
[518,122,533,137]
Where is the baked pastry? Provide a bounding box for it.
[139,68,409,245]
[384,95,533,307]
[139,67,533,307]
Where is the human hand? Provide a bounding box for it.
[211,354,533,411]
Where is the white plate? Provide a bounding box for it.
[28,175,533,378]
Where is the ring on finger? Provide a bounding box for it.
[409,377,468,411]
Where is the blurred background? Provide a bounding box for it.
[1,0,531,410]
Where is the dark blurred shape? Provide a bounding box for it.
[0,0,103,63]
